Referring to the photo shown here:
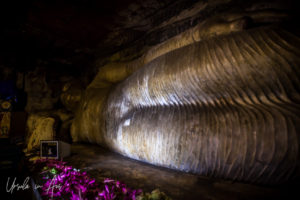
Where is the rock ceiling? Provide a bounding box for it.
[0,0,297,77]
[0,0,195,74]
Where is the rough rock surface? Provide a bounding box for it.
[24,68,58,112]
[26,114,57,152]
[60,81,83,112]
[72,25,300,184]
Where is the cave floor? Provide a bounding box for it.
[64,144,296,200]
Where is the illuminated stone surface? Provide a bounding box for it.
[72,26,300,184]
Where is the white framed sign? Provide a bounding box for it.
[40,140,59,159]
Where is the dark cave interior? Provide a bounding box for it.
[0,0,299,199]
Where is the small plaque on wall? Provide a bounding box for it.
[40,140,59,159]
[40,140,71,159]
